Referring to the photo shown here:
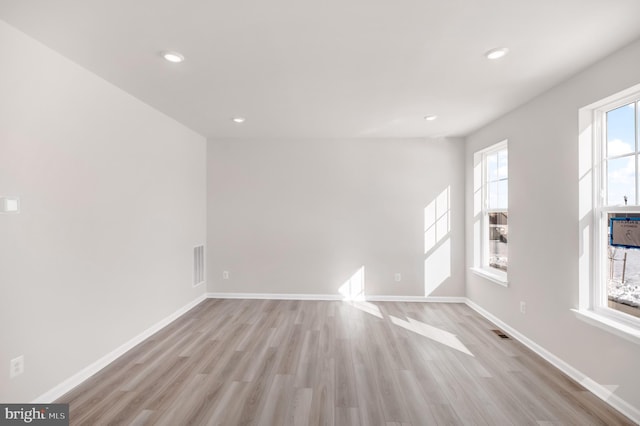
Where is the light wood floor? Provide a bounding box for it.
[58,299,635,425]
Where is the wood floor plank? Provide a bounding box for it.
[204,381,249,426]
[286,387,313,426]
[309,356,336,426]
[56,299,636,425]
[353,362,386,426]
[256,374,295,426]
[128,408,153,426]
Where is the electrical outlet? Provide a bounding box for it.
[0,196,20,214]
[222,270,229,280]
[520,301,526,314]
[10,356,24,378]
[394,273,402,282]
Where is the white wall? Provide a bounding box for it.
[465,39,640,411]
[207,137,464,298]
[0,20,207,402]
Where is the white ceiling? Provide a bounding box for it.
[1,0,640,139]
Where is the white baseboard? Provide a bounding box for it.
[367,295,466,303]
[206,292,343,300]
[206,292,466,303]
[464,298,640,424]
[32,293,207,403]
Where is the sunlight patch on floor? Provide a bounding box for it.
[344,300,383,319]
[389,315,474,356]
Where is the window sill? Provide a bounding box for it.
[571,308,640,345]
[470,267,508,287]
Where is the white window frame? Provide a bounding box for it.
[575,85,640,344]
[471,140,509,286]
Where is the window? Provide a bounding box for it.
[472,140,508,285]
[576,85,640,343]
[597,97,640,321]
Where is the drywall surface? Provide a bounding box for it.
[465,38,640,411]
[208,137,464,298]
[0,20,206,402]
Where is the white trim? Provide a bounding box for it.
[206,292,343,301]
[366,295,466,303]
[206,292,466,303]
[465,299,640,424]
[470,267,508,287]
[572,309,640,345]
[32,293,207,403]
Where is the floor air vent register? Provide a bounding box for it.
[492,329,510,339]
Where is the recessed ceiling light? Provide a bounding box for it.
[162,51,185,63]
[485,48,509,60]
[424,115,438,121]
[232,117,246,123]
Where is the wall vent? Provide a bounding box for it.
[491,329,510,339]
[193,245,205,286]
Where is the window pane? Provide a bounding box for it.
[607,212,640,319]
[497,149,508,179]
[488,212,508,271]
[497,179,508,209]
[487,153,498,181]
[607,156,636,206]
[607,103,636,158]
[488,181,498,208]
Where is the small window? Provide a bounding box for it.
[472,141,508,284]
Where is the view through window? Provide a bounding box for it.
[604,101,640,319]
[485,145,508,273]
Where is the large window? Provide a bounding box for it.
[577,85,640,342]
[598,97,640,321]
[472,141,508,284]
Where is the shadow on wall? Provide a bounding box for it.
[424,186,451,296]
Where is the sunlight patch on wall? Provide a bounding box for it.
[424,186,452,296]
[389,315,474,356]
[425,238,451,296]
[424,186,450,253]
[339,266,365,301]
